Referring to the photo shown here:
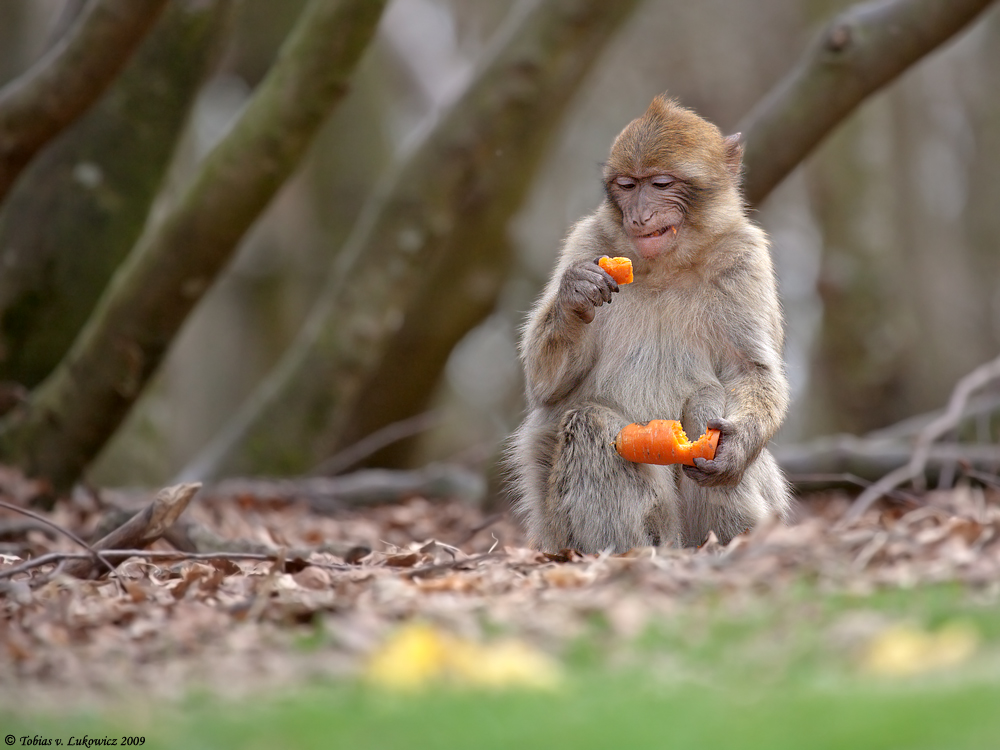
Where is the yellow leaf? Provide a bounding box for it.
[862,621,979,676]
[366,623,562,691]
[366,623,452,689]
[451,638,562,690]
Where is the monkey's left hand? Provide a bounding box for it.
[682,418,745,487]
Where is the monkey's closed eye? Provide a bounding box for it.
[652,176,674,189]
[614,177,637,190]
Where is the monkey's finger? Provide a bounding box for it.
[706,418,735,435]
[685,462,734,488]
[581,280,610,308]
[598,272,619,298]
[564,286,594,318]
[597,278,616,303]
[572,302,596,324]
[690,457,722,475]
[590,258,621,295]
[682,464,717,485]
[582,265,618,299]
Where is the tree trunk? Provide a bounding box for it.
[0,1,31,86]
[0,0,169,202]
[738,0,997,206]
[0,0,233,387]
[800,109,910,434]
[803,9,1000,435]
[0,0,388,494]
[181,0,640,480]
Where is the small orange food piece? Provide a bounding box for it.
[598,256,633,285]
[614,419,720,466]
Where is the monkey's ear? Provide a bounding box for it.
[723,133,744,181]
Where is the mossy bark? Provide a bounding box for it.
[0,0,233,387]
[738,0,996,206]
[0,0,168,202]
[0,0,387,492]
[184,0,640,479]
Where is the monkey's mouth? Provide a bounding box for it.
[631,223,680,259]
[639,225,677,239]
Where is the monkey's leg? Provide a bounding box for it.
[546,403,678,553]
[678,449,791,546]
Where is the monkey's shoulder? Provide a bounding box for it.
[700,228,775,290]
[561,209,628,260]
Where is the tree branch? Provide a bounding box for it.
[0,0,388,490]
[0,498,115,576]
[0,0,168,202]
[0,548,342,582]
[739,0,997,205]
[843,353,1000,521]
[777,437,999,490]
[0,0,234,388]
[203,463,486,512]
[310,410,442,476]
[179,0,639,480]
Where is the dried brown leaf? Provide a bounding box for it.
[383,552,422,568]
[293,566,331,590]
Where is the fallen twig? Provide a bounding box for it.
[777,439,1000,491]
[845,354,1000,523]
[404,552,504,580]
[311,410,441,476]
[961,467,1000,490]
[0,498,115,575]
[865,393,1000,441]
[62,482,200,578]
[202,463,485,511]
[0,548,350,581]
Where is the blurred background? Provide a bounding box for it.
[1,0,997,490]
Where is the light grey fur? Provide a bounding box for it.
[510,200,791,553]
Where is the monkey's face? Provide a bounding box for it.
[607,171,687,260]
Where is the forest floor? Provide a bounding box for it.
[2,470,1000,746]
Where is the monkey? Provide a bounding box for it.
[509,95,791,553]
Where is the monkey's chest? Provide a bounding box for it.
[588,301,716,420]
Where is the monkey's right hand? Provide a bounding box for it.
[558,257,620,324]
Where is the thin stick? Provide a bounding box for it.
[786,473,920,506]
[0,499,115,575]
[311,410,441,476]
[0,548,351,580]
[845,354,1000,522]
[962,468,1000,490]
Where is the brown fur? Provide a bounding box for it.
[604,95,733,188]
[509,95,791,553]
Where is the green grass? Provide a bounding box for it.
[7,676,1000,750]
[5,582,1000,749]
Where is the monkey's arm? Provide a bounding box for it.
[521,215,623,405]
[520,263,611,406]
[684,251,789,487]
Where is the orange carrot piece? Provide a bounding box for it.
[614,419,720,466]
[598,256,633,285]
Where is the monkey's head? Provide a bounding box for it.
[603,95,743,261]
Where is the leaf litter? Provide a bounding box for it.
[1,467,999,705]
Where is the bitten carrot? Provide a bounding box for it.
[598,256,633,285]
[614,419,720,466]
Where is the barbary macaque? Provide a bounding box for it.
[510,95,791,553]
